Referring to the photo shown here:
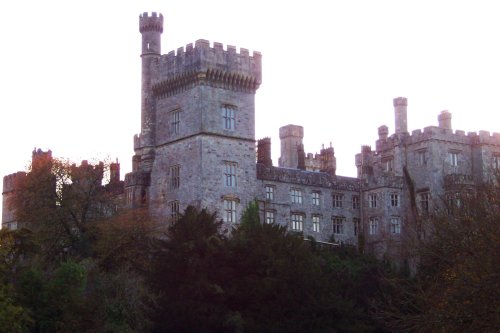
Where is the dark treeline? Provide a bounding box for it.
[1,156,498,332]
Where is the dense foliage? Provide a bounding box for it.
[2,157,498,332]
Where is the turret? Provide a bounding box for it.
[139,12,163,165]
[279,124,304,169]
[394,97,408,135]
[438,110,452,131]
[319,144,336,176]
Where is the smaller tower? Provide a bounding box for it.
[438,110,452,130]
[394,97,408,135]
[319,144,336,176]
[279,124,304,169]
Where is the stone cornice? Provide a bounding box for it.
[152,69,260,98]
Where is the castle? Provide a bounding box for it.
[3,12,500,260]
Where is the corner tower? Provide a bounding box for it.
[126,12,262,224]
[139,12,163,171]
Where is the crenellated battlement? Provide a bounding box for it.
[2,171,26,194]
[139,12,163,33]
[153,40,262,97]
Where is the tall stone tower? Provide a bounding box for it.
[125,12,262,225]
[125,12,164,208]
[139,12,163,171]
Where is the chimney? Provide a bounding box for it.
[257,137,273,167]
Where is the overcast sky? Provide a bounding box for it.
[1,0,499,218]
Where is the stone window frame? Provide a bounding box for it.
[169,165,180,190]
[312,215,321,232]
[390,193,400,207]
[332,216,345,234]
[265,210,276,224]
[170,108,181,135]
[290,188,303,204]
[368,193,377,208]
[265,185,275,201]
[311,191,320,206]
[169,200,180,223]
[352,195,360,209]
[448,150,460,167]
[390,216,401,234]
[224,161,237,187]
[332,193,343,208]
[223,198,238,223]
[418,190,430,214]
[382,156,394,172]
[369,217,379,235]
[416,149,428,166]
[290,213,304,231]
[222,104,236,130]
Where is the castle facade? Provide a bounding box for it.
[3,12,500,260]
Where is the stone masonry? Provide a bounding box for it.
[3,12,500,262]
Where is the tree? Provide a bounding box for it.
[0,229,33,333]
[10,155,120,263]
[375,182,500,332]
[150,206,228,333]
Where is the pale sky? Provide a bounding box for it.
[1,0,499,218]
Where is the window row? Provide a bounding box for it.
[265,185,361,209]
[168,105,238,135]
[366,193,401,208]
[167,162,241,190]
[367,217,401,235]
[287,214,361,235]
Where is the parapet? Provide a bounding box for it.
[279,124,304,139]
[139,12,163,33]
[153,40,262,97]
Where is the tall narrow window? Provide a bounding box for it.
[369,217,378,235]
[224,162,237,187]
[493,154,500,170]
[352,195,360,209]
[170,200,180,222]
[332,194,343,208]
[290,188,303,204]
[417,150,427,166]
[170,165,180,190]
[223,199,237,223]
[419,192,430,213]
[265,185,275,201]
[290,214,304,231]
[222,105,236,130]
[312,191,320,206]
[390,217,401,234]
[384,158,394,172]
[265,210,275,224]
[390,193,399,207]
[170,109,181,134]
[368,194,377,208]
[332,216,344,234]
[449,151,459,166]
[312,215,320,232]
